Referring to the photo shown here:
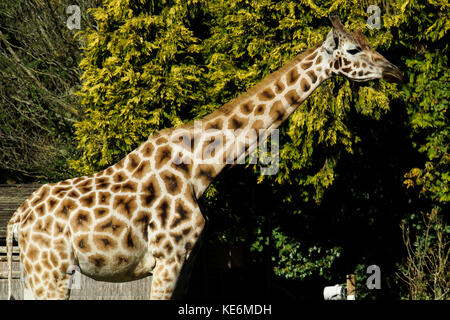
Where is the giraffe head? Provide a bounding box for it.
[322,16,402,83]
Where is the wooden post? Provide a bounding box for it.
[346,274,355,300]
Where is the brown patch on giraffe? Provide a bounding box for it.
[27,245,39,261]
[115,255,129,267]
[300,61,313,70]
[334,59,340,70]
[76,178,92,188]
[141,174,161,208]
[195,164,216,185]
[155,145,172,170]
[170,199,192,229]
[274,78,285,93]
[343,58,351,65]
[122,180,138,193]
[31,186,50,207]
[306,70,318,84]
[97,192,111,206]
[76,181,93,194]
[35,288,44,298]
[21,209,34,229]
[287,68,300,85]
[153,232,167,246]
[95,177,110,190]
[153,250,165,260]
[258,88,276,101]
[31,234,50,248]
[93,234,118,251]
[113,171,127,183]
[35,264,42,274]
[105,167,114,176]
[205,118,223,130]
[67,189,80,198]
[49,251,59,268]
[169,231,183,244]
[35,203,46,217]
[141,142,154,157]
[240,101,255,115]
[171,161,192,180]
[202,136,221,159]
[342,67,352,73]
[52,186,71,199]
[32,216,53,234]
[156,198,170,229]
[123,228,139,250]
[80,192,96,208]
[284,89,302,106]
[255,104,266,116]
[195,213,206,229]
[115,158,125,169]
[269,101,287,121]
[315,55,323,65]
[228,114,249,130]
[59,262,69,275]
[300,78,311,92]
[53,221,65,236]
[358,70,364,76]
[362,62,367,68]
[325,69,331,77]
[95,217,125,236]
[94,207,109,219]
[88,254,107,268]
[161,170,183,195]
[127,153,141,172]
[24,260,33,274]
[306,51,318,60]
[163,240,174,255]
[133,210,150,240]
[113,195,137,219]
[251,119,264,132]
[70,209,92,233]
[353,61,360,68]
[156,137,168,145]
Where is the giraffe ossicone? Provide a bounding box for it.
[6,15,401,300]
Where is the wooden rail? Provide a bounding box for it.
[0,184,41,238]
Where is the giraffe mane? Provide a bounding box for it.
[205,42,323,119]
[351,29,370,49]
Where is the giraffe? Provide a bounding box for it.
[6,16,401,300]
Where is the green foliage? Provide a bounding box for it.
[268,228,341,280]
[71,0,449,295]
[72,0,206,174]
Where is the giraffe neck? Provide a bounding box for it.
[167,41,332,198]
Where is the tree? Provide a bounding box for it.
[0,0,97,182]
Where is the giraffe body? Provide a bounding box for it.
[6,16,401,300]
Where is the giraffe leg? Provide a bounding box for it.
[150,208,206,300]
[21,257,74,300]
[150,253,185,300]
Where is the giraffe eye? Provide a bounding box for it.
[347,47,362,55]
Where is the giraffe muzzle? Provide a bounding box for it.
[381,63,403,83]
